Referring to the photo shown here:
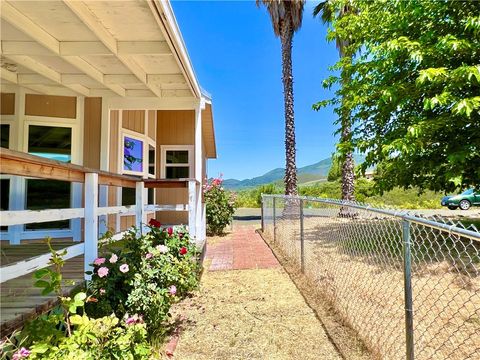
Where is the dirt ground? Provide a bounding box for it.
[264,215,480,360]
[166,260,343,359]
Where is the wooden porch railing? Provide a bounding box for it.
[0,148,199,283]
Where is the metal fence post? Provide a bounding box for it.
[402,219,415,360]
[272,196,276,243]
[260,194,264,232]
[300,198,305,273]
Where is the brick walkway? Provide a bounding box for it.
[206,225,279,271]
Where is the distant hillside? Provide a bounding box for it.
[223,154,366,190]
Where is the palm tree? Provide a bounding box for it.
[257,0,305,196]
[314,1,355,202]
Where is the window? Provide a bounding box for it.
[123,135,144,175]
[1,179,9,231]
[1,124,10,148]
[25,179,70,230]
[28,125,72,162]
[26,124,72,230]
[148,188,155,205]
[161,146,193,179]
[122,187,136,206]
[148,144,155,177]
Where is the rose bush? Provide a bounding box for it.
[86,221,199,337]
[204,176,237,235]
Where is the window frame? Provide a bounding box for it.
[120,130,146,177]
[160,145,194,179]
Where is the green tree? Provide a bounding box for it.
[327,154,342,181]
[257,0,305,196]
[313,0,356,201]
[315,0,480,193]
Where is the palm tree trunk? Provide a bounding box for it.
[281,20,298,197]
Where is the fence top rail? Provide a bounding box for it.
[262,194,480,241]
[144,178,199,188]
[0,148,138,188]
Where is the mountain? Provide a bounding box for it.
[223,154,366,190]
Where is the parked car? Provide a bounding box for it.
[441,188,480,210]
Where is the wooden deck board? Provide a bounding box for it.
[1,242,85,336]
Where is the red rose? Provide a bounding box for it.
[167,227,173,236]
[149,218,161,228]
[179,247,188,255]
[178,232,184,238]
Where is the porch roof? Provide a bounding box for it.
[0,0,202,100]
[0,0,217,158]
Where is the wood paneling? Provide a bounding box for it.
[156,110,194,145]
[108,110,120,231]
[25,94,76,119]
[155,188,188,224]
[109,110,119,173]
[122,110,144,134]
[155,110,194,225]
[120,215,135,231]
[1,93,15,115]
[83,98,102,169]
[148,110,156,140]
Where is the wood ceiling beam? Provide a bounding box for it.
[0,1,125,97]
[64,0,163,98]
[5,55,90,96]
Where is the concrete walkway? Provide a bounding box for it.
[169,225,341,360]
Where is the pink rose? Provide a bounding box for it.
[145,252,153,259]
[109,254,118,263]
[119,264,129,273]
[97,267,109,278]
[99,288,106,295]
[156,245,169,253]
[12,347,31,359]
[125,314,144,325]
[169,285,177,296]
[93,257,106,266]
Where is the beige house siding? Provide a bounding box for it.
[122,110,145,134]
[155,110,195,224]
[83,98,102,170]
[1,93,15,115]
[108,110,120,231]
[147,110,156,141]
[25,94,76,119]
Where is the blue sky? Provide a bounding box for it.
[172,1,339,180]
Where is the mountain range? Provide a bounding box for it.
[223,154,366,190]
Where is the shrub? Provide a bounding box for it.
[1,239,150,360]
[86,222,199,337]
[204,177,236,235]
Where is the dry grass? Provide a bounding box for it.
[266,217,480,360]
[164,268,342,360]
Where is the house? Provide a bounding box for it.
[0,0,216,330]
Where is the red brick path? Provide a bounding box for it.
[206,226,279,271]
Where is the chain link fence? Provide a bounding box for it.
[262,195,480,360]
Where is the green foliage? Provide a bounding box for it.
[204,177,237,235]
[86,224,199,338]
[1,239,150,360]
[236,180,442,209]
[314,0,480,193]
[234,183,283,208]
[327,154,342,181]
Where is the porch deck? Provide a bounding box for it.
[0,241,84,337]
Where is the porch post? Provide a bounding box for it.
[135,181,146,235]
[188,180,197,240]
[8,176,23,245]
[84,173,98,280]
[194,100,204,245]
